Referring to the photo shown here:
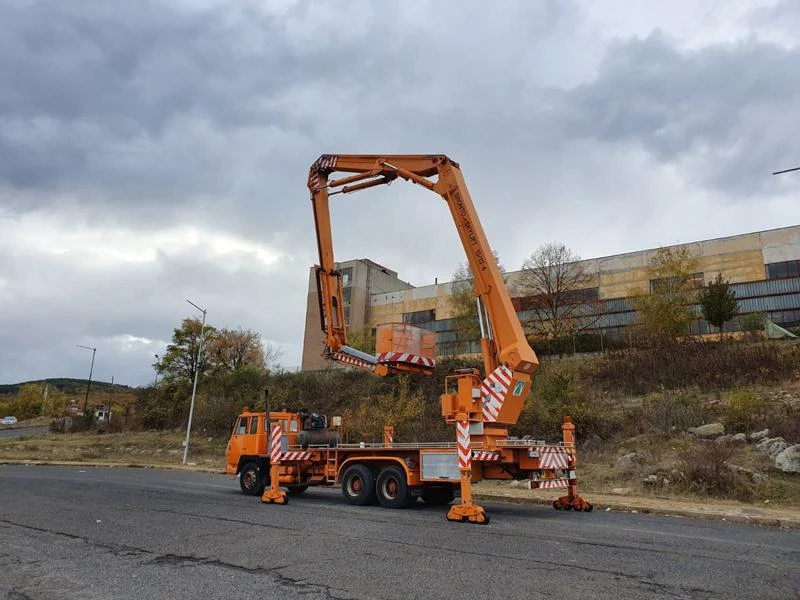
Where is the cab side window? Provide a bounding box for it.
[235,417,249,435]
[249,417,259,434]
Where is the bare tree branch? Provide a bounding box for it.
[516,243,597,339]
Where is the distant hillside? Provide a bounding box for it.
[0,378,133,396]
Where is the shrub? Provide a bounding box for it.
[722,389,769,433]
[768,404,800,444]
[515,361,625,441]
[676,440,756,501]
[643,390,707,436]
[583,341,799,395]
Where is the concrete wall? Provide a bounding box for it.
[301,259,413,371]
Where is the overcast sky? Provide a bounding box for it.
[1,0,798,386]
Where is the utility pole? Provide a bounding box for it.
[153,354,160,387]
[76,344,96,415]
[108,375,114,422]
[183,300,207,465]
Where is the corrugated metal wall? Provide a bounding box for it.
[429,276,800,351]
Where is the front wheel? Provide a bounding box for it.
[239,461,265,496]
[376,465,414,509]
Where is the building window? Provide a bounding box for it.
[340,267,353,287]
[342,287,352,305]
[649,273,704,293]
[403,309,435,325]
[512,287,599,311]
[767,260,800,280]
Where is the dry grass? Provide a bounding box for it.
[0,430,227,469]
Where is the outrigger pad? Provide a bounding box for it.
[261,489,288,505]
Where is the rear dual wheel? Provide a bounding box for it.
[376,466,414,509]
[341,464,415,509]
[341,464,377,506]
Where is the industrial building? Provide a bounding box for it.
[301,225,800,371]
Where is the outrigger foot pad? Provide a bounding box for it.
[553,495,592,512]
[261,489,288,505]
[446,503,490,524]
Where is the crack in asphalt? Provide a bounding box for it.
[4,590,36,600]
[0,518,362,600]
[146,554,364,599]
[72,507,721,598]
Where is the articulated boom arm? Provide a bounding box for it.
[309,154,539,422]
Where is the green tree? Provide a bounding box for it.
[343,376,424,442]
[347,325,376,355]
[156,318,218,384]
[206,327,281,374]
[699,273,739,338]
[40,385,69,417]
[517,242,596,341]
[632,247,700,342]
[12,384,48,419]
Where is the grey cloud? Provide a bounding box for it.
[561,32,800,196]
[0,241,307,384]
[1,1,798,385]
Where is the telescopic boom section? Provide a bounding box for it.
[308,155,540,414]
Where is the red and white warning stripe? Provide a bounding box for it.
[481,365,512,422]
[534,480,569,489]
[456,420,471,469]
[538,447,570,470]
[376,352,435,368]
[280,451,313,461]
[331,351,375,371]
[472,451,501,462]
[269,423,282,464]
[309,154,337,191]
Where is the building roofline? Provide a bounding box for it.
[576,223,800,264]
[368,223,800,295]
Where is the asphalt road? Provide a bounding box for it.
[1,466,798,600]
[0,426,48,439]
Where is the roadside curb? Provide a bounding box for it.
[473,491,800,529]
[0,459,225,475]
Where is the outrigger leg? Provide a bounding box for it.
[552,416,592,512]
[261,462,288,505]
[446,418,489,524]
[261,421,288,505]
[446,469,489,524]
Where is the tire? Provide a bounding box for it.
[239,461,265,496]
[341,464,376,506]
[421,485,455,506]
[287,484,309,495]
[376,465,413,509]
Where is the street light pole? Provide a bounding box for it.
[183,299,207,465]
[772,166,800,175]
[76,344,96,415]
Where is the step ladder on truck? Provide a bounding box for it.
[224,155,592,524]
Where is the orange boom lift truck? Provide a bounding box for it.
[225,155,592,523]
